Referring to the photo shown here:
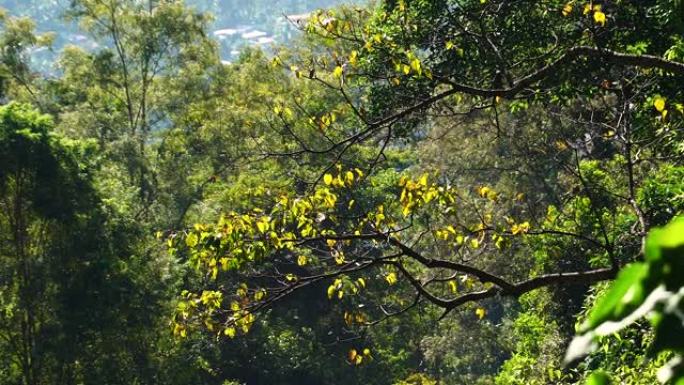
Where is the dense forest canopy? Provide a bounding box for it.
[1,1,684,385]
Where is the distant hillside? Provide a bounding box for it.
[0,0,359,67]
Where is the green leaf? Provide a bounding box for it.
[185,232,199,248]
[586,371,611,385]
[583,263,647,331]
[656,216,684,250]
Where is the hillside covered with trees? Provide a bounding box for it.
[1,1,684,385]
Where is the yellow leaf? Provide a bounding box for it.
[583,3,591,15]
[357,277,366,288]
[185,232,199,247]
[220,257,229,271]
[349,50,358,66]
[224,327,236,338]
[345,171,355,184]
[297,255,308,266]
[256,217,270,233]
[562,3,573,16]
[654,96,667,112]
[418,173,428,187]
[448,280,458,293]
[334,252,345,265]
[511,221,530,235]
[333,66,344,78]
[475,307,487,320]
[327,285,336,299]
[385,272,398,285]
[593,10,606,26]
[348,349,358,362]
[323,173,334,185]
[410,58,421,75]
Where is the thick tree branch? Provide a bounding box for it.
[368,46,684,129]
[441,267,617,314]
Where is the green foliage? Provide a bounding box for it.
[568,217,684,384]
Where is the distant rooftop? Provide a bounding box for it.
[213,29,238,37]
[241,30,268,40]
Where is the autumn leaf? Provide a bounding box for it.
[562,3,573,16]
[385,272,398,285]
[654,96,667,112]
[593,10,606,26]
[297,255,308,266]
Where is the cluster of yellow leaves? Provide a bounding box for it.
[344,310,368,327]
[510,221,531,235]
[173,289,225,338]
[562,2,606,26]
[323,168,363,188]
[173,165,535,342]
[307,9,353,35]
[652,95,684,120]
[562,2,574,16]
[399,173,454,217]
[444,40,464,56]
[584,3,606,26]
[385,271,398,285]
[389,51,432,81]
[348,348,373,365]
[327,276,367,300]
[273,104,294,120]
[654,95,670,120]
[309,111,337,130]
[477,185,498,201]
